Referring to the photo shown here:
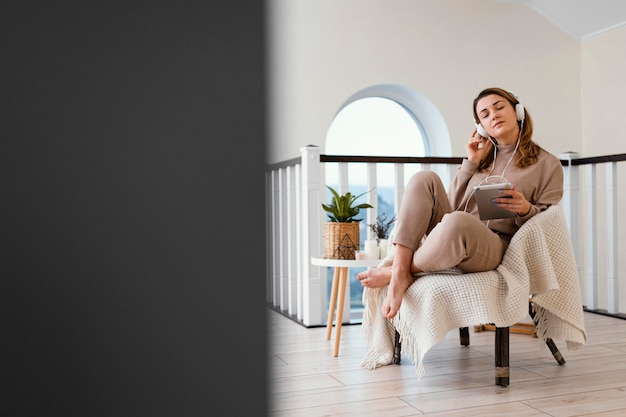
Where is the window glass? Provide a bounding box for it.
[326,96,424,157]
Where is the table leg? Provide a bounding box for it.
[326,267,340,340]
[333,267,348,357]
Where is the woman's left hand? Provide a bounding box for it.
[494,185,532,216]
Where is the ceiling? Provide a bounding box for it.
[492,0,626,41]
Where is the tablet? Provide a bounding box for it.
[473,182,514,220]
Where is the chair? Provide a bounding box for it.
[360,205,587,387]
[392,298,566,387]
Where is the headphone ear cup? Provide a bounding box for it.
[515,103,525,122]
[475,123,489,138]
[508,91,525,122]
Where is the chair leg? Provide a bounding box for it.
[459,327,470,346]
[545,338,566,365]
[528,301,566,365]
[495,327,510,387]
[393,330,401,364]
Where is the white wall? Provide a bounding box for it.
[581,28,626,157]
[266,0,582,164]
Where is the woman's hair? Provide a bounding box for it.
[472,87,540,171]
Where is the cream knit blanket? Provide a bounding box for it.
[361,205,587,379]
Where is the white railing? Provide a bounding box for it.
[266,146,626,326]
[561,153,626,317]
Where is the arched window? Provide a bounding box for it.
[329,84,451,156]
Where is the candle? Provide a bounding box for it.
[364,239,379,260]
[355,250,367,260]
[379,239,388,259]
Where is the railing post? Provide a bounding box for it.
[606,162,619,314]
[393,163,405,214]
[278,167,287,311]
[366,162,378,240]
[285,165,298,316]
[295,164,303,320]
[301,146,323,326]
[559,152,582,291]
[272,170,281,308]
[266,170,277,306]
[584,163,598,310]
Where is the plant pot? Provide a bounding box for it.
[324,222,360,259]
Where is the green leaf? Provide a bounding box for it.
[321,185,374,222]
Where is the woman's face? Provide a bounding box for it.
[475,94,519,142]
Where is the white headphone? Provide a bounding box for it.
[475,91,525,138]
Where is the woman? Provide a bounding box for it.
[356,87,563,319]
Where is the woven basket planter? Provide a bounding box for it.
[324,222,360,259]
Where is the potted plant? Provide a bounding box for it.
[322,185,373,259]
[368,213,397,240]
[368,213,397,259]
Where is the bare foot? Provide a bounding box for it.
[356,266,392,288]
[381,271,415,319]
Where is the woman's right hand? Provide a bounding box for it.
[466,129,491,164]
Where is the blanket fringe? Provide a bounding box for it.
[360,349,392,370]
[360,286,395,370]
[531,303,549,341]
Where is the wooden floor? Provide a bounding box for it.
[268,307,626,416]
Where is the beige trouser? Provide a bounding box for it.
[392,171,507,273]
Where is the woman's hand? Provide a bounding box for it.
[494,185,532,216]
[466,129,492,164]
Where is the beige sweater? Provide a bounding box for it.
[448,144,563,237]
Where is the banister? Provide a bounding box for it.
[266,151,626,325]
